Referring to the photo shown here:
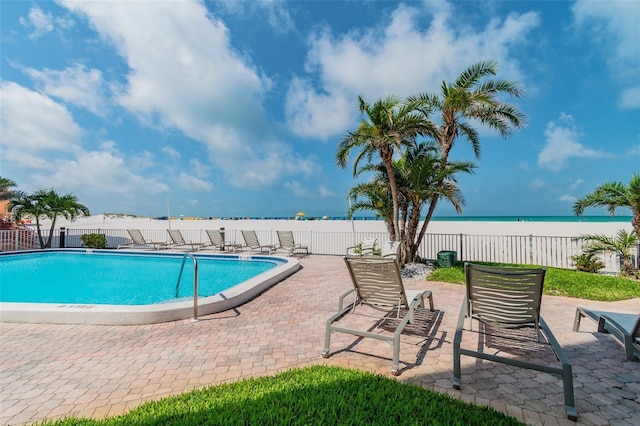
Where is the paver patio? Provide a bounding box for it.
[1,255,639,425]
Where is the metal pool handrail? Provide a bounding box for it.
[176,252,200,322]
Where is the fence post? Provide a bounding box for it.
[459,233,463,262]
[529,234,533,265]
[60,227,66,248]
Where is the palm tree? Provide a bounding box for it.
[347,175,396,239]
[409,60,525,227]
[336,95,437,241]
[348,143,474,263]
[396,142,475,262]
[9,189,90,248]
[0,177,19,201]
[577,229,638,275]
[573,173,640,238]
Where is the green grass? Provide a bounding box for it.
[428,261,640,301]
[40,366,521,426]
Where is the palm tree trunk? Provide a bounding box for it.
[382,153,401,242]
[45,216,57,248]
[34,217,46,249]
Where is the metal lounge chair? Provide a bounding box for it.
[453,263,577,420]
[379,241,401,259]
[276,230,308,255]
[573,307,640,361]
[241,230,276,254]
[118,229,168,250]
[203,230,242,252]
[322,257,434,376]
[167,229,205,251]
[346,237,377,257]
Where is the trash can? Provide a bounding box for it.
[437,250,457,268]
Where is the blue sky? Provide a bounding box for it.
[1,0,638,218]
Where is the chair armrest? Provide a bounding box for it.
[338,289,356,311]
[453,295,468,345]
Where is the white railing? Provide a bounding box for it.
[1,227,636,273]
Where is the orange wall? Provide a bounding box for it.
[0,200,9,219]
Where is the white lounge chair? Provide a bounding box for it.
[346,237,377,257]
[118,229,168,250]
[276,230,308,255]
[167,229,205,251]
[203,230,242,252]
[323,257,434,376]
[241,230,276,254]
[573,307,640,361]
[380,241,401,259]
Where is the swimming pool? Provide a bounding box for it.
[0,249,300,325]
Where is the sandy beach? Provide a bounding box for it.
[46,214,633,238]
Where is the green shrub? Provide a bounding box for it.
[80,233,107,249]
[571,252,605,273]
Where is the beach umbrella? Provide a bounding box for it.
[296,211,306,217]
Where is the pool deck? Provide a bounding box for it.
[1,255,639,425]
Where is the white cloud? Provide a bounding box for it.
[216,0,294,33]
[161,146,181,159]
[286,2,539,138]
[19,6,73,39]
[29,148,169,200]
[626,144,640,157]
[318,186,335,197]
[517,162,531,171]
[573,0,640,110]
[568,179,583,191]
[619,85,640,110]
[538,113,607,171]
[176,173,214,192]
[559,194,577,203]
[284,181,309,197]
[284,181,334,198]
[0,81,83,152]
[529,178,546,191]
[22,63,108,117]
[56,0,315,188]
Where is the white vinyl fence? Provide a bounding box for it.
[1,227,636,274]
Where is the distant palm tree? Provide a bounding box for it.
[578,229,638,275]
[0,176,22,202]
[336,95,437,241]
[409,60,525,227]
[9,189,90,248]
[573,173,640,238]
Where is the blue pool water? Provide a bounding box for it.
[0,250,280,305]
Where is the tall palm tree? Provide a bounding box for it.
[9,189,90,248]
[336,95,437,241]
[396,142,475,262]
[573,173,640,238]
[409,60,525,226]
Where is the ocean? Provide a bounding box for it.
[429,215,633,223]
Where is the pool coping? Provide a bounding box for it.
[0,249,301,325]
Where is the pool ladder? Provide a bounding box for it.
[176,252,200,322]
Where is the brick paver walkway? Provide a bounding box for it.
[1,255,639,425]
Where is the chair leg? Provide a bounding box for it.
[392,330,401,376]
[322,323,332,358]
[562,362,578,421]
[572,309,583,332]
